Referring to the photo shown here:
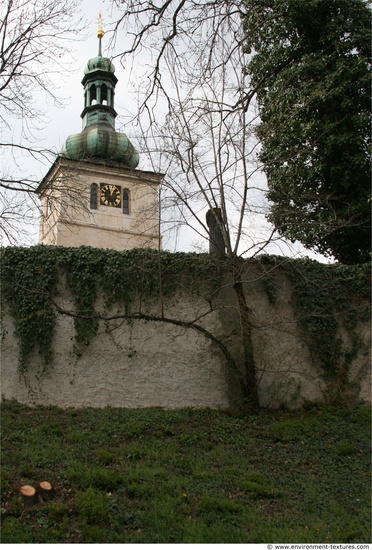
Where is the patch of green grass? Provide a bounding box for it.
[1,517,36,543]
[240,471,282,500]
[182,520,248,543]
[330,440,357,456]
[95,448,114,465]
[197,494,244,516]
[269,418,310,442]
[126,481,155,499]
[66,461,123,491]
[75,488,108,524]
[0,402,370,543]
[0,468,11,497]
[40,421,64,437]
[125,443,147,460]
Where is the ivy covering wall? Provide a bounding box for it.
[258,255,371,381]
[1,246,370,385]
[0,246,225,373]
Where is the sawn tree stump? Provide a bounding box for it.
[19,485,37,505]
[38,481,55,500]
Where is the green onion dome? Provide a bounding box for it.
[62,31,140,169]
[63,124,139,169]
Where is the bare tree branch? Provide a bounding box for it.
[0,0,86,244]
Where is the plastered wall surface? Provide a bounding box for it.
[1,312,229,409]
[1,265,370,409]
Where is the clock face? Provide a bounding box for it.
[100,184,122,207]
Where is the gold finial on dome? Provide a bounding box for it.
[97,11,104,39]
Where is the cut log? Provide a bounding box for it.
[20,485,37,505]
[38,481,55,500]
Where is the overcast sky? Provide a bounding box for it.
[3,0,329,261]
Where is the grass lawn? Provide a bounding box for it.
[0,400,370,543]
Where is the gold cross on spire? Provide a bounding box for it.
[97,11,104,39]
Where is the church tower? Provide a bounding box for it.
[38,17,162,250]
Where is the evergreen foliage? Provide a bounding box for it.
[243,0,371,263]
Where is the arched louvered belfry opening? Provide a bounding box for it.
[90,84,97,105]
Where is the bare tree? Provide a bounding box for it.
[101,0,280,406]
[0,0,85,244]
[107,0,288,254]
[105,0,331,405]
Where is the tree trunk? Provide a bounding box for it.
[232,261,260,409]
